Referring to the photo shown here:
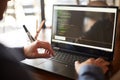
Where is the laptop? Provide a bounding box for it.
[21,5,118,79]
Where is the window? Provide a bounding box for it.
[0,0,119,34]
[0,0,41,33]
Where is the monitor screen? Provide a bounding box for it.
[52,5,118,53]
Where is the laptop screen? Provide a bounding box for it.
[51,5,118,59]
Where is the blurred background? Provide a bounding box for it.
[0,0,119,33]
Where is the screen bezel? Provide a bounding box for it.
[51,5,118,61]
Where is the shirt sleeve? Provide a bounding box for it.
[0,44,35,80]
[78,65,104,80]
[7,47,26,61]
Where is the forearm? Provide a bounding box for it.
[78,65,104,80]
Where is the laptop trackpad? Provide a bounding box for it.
[38,59,76,79]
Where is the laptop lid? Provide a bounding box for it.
[51,5,118,61]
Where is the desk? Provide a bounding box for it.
[25,64,74,80]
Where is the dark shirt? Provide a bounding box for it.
[0,43,34,80]
[78,65,104,80]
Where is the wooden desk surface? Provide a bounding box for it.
[25,65,74,80]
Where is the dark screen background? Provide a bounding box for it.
[53,10,115,49]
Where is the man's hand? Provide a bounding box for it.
[75,58,110,74]
[24,40,54,58]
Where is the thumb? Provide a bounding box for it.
[75,61,80,74]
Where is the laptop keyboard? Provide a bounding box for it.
[51,50,88,66]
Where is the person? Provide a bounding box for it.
[74,1,120,80]
[75,58,110,80]
[75,57,120,80]
[0,0,54,80]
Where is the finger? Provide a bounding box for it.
[87,58,95,62]
[75,61,80,73]
[95,58,110,65]
[75,61,80,65]
[101,61,110,66]
[34,49,51,58]
[40,54,51,58]
[45,49,53,57]
[36,41,54,56]
[44,50,53,57]
[40,42,54,56]
[36,53,51,58]
[103,66,109,74]
[95,58,104,63]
